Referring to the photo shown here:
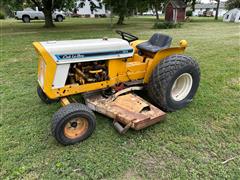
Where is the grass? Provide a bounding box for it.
[0,17,240,179]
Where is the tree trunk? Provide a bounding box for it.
[43,9,55,28]
[192,0,196,11]
[42,0,55,28]
[154,0,159,20]
[117,14,125,25]
[117,0,128,25]
[215,0,220,20]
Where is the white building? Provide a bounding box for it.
[75,0,106,17]
[223,8,240,23]
[193,2,227,17]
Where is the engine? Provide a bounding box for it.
[67,61,108,85]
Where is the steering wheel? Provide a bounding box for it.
[116,30,139,43]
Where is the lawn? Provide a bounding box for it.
[0,17,239,179]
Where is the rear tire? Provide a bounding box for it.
[52,103,96,145]
[22,15,30,23]
[37,85,58,104]
[148,55,200,112]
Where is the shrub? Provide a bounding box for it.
[153,21,182,29]
[0,12,5,19]
[186,10,193,17]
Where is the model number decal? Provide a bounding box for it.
[55,49,133,60]
[56,54,85,60]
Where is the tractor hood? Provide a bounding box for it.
[34,38,134,64]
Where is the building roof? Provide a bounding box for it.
[195,2,225,9]
[225,8,240,14]
[168,0,187,8]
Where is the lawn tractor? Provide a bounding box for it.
[33,30,200,145]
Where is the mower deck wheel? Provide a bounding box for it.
[52,103,96,145]
[37,85,58,104]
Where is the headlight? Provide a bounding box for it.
[38,57,46,88]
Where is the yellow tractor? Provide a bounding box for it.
[33,30,200,145]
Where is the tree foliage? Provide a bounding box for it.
[149,0,165,20]
[136,0,149,15]
[0,0,25,16]
[184,0,197,11]
[225,0,240,10]
[104,0,138,25]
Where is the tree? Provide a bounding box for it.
[1,0,75,27]
[149,0,160,20]
[29,0,75,28]
[104,0,137,25]
[136,0,149,15]
[214,0,220,20]
[225,0,240,10]
[0,0,25,17]
[77,0,103,15]
[184,0,197,11]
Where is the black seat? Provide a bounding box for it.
[137,33,172,54]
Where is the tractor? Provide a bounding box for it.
[33,30,200,145]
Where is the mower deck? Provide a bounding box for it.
[83,89,166,133]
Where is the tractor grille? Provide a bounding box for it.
[38,57,46,88]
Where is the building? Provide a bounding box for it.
[165,0,187,23]
[223,8,240,23]
[193,2,227,17]
[74,0,106,17]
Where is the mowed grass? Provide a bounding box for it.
[0,17,239,179]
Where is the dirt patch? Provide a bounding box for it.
[228,77,240,86]
[225,77,240,91]
[121,169,142,180]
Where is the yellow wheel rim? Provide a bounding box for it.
[64,118,89,139]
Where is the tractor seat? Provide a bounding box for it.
[137,33,172,54]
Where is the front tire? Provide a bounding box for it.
[148,55,200,112]
[22,15,30,23]
[52,103,96,145]
[37,85,57,104]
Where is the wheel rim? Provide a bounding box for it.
[24,17,29,22]
[58,17,63,21]
[171,73,193,101]
[64,118,88,139]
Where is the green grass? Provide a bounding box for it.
[1,17,240,179]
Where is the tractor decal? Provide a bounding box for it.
[55,49,134,60]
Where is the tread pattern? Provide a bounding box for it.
[52,103,96,145]
[148,54,200,112]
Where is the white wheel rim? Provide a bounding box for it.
[171,73,193,101]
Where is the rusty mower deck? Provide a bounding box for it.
[83,87,166,134]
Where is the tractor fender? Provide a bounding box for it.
[143,47,186,83]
